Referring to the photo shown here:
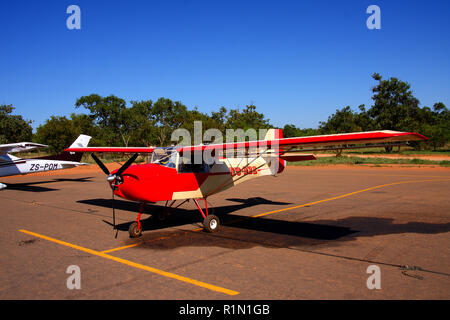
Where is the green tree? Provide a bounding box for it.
[70,113,103,146]
[150,98,189,146]
[419,102,450,150]
[34,116,77,153]
[368,73,421,131]
[0,104,33,144]
[319,106,363,134]
[225,104,271,131]
[354,105,376,132]
[75,94,128,146]
[210,106,228,134]
[282,124,319,138]
[127,100,156,147]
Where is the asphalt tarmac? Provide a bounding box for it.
[1,165,449,299]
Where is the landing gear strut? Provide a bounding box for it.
[193,198,220,233]
[129,203,144,238]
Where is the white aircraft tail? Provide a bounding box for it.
[39,134,92,162]
[69,134,92,149]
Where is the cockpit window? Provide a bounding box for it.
[150,148,177,168]
[177,153,210,173]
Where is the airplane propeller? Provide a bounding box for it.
[90,153,139,236]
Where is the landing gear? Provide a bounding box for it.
[128,221,142,238]
[193,198,220,233]
[203,214,220,233]
[129,203,145,238]
[126,199,219,238]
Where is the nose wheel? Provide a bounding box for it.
[128,221,142,238]
[128,203,145,238]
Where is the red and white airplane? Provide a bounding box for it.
[66,129,427,238]
[0,135,91,190]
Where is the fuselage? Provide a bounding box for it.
[0,154,83,178]
[109,154,285,203]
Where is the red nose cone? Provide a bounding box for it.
[108,163,180,203]
[109,165,141,201]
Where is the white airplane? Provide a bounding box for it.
[0,134,91,190]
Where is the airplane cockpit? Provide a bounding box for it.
[149,147,211,173]
[149,147,177,168]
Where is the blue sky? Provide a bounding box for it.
[1,0,449,131]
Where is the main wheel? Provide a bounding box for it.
[128,221,142,238]
[203,214,220,233]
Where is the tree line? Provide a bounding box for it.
[1,73,448,153]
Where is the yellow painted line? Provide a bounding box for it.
[100,178,450,250]
[251,178,450,218]
[100,243,142,254]
[18,229,239,296]
[101,231,203,254]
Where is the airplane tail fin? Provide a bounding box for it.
[40,135,92,162]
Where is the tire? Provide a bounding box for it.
[203,214,220,233]
[128,221,142,238]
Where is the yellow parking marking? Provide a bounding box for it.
[100,243,142,253]
[100,178,450,251]
[251,178,450,218]
[18,229,239,296]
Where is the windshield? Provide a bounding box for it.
[150,147,177,168]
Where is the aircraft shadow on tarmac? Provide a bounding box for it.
[78,196,292,231]
[77,197,450,251]
[4,177,94,192]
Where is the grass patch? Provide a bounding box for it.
[315,146,450,156]
[344,149,450,156]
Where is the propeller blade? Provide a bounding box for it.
[115,153,139,177]
[112,185,118,238]
[91,153,110,176]
[112,188,115,229]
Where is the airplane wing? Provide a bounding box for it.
[66,130,427,157]
[177,130,428,156]
[0,142,48,155]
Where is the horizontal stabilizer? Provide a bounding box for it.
[280,154,316,161]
